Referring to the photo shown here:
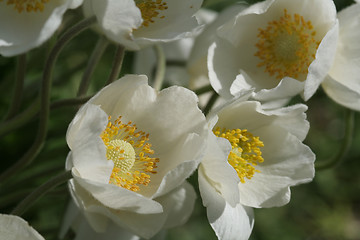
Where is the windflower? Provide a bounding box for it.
[0,214,45,240]
[322,3,360,111]
[82,0,203,50]
[0,0,82,57]
[133,8,218,87]
[199,97,315,240]
[66,75,207,239]
[208,0,338,102]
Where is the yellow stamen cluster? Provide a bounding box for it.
[1,0,50,13]
[136,0,168,27]
[214,127,264,183]
[254,9,320,80]
[101,116,158,192]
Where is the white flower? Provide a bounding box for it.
[133,8,218,87]
[66,75,207,239]
[0,0,82,57]
[208,0,338,102]
[322,3,360,111]
[198,97,315,240]
[83,0,203,50]
[0,214,44,240]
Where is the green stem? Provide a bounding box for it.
[0,16,96,183]
[5,54,27,120]
[315,109,355,170]
[11,171,72,216]
[203,92,219,116]
[106,44,125,85]
[194,84,213,95]
[0,95,92,137]
[0,98,39,137]
[51,96,92,109]
[153,44,166,91]
[77,36,108,97]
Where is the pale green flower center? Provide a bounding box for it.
[101,116,159,192]
[254,9,320,80]
[135,0,168,27]
[107,139,136,173]
[213,127,264,183]
[1,0,50,13]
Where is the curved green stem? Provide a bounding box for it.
[4,54,27,120]
[315,109,355,170]
[77,36,108,97]
[0,98,39,137]
[203,92,219,116]
[194,84,213,95]
[106,44,125,85]
[0,16,96,183]
[153,44,166,91]
[11,171,72,216]
[0,95,92,137]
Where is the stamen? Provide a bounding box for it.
[213,127,264,183]
[101,116,158,192]
[1,0,50,13]
[135,0,168,27]
[254,9,320,80]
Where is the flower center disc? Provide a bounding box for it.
[135,0,168,27]
[254,9,320,80]
[1,0,50,13]
[213,127,264,183]
[101,116,159,192]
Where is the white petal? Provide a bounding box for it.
[0,214,44,240]
[239,126,315,208]
[66,104,112,184]
[322,75,360,111]
[208,39,243,100]
[156,181,197,229]
[72,175,163,214]
[69,180,167,239]
[199,132,240,206]
[210,0,338,101]
[303,20,339,100]
[83,0,142,50]
[325,3,360,106]
[198,170,254,240]
[0,0,73,56]
[133,0,202,46]
[74,219,140,240]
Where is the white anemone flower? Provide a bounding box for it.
[133,8,218,87]
[0,214,44,240]
[322,3,360,111]
[198,97,315,240]
[83,0,203,50]
[208,0,338,102]
[66,75,207,239]
[0,0,82,57]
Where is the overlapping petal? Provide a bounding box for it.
[66,74,207,238]
[0,0,82,56]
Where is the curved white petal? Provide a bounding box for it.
[323,3,360,109]
[213,100,315,208]
[199,169,254,240]
[133,0,203,46]
[209,0,338,101]
[199,132,240,206]
[322,75,360,111]
[0,214,44,240]
[156,181,196,229]
[0,0,74,56]
[83,0,142,50]
[66,75,207,238]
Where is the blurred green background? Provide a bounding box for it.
[0,0,359,239]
